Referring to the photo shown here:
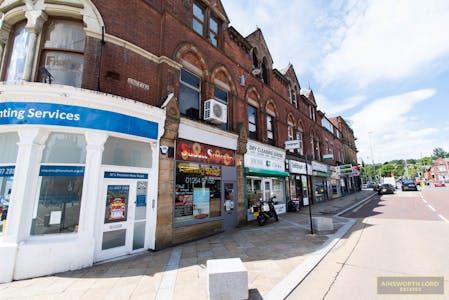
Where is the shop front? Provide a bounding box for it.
[173,138,238,231]
[330,166,342,198]
[286,158,312,208]
[0,83,164,283]
[311,161,330,203]
[244,141,288,220]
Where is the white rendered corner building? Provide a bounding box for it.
[0,83,165,283]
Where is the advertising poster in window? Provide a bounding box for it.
[193,188,210,219]
[174,162,221,223]
[105,185,129,223]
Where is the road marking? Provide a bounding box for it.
[427,204,437,212]
[438,214,449,223]
[423,199,428,204]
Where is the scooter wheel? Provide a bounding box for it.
[257,215,266,226]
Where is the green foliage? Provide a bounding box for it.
[432,147,448,159]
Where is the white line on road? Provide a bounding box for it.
[423,199,428,204]
[438,214,449,223]
[427,204,437,212]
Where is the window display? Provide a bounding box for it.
[31,133,86,235]
[174,162,221,224]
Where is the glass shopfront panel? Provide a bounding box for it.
[31,133,86,235]
[0,132,19,234]
[174,162,221,224]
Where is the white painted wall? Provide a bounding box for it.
[0,83,166,282]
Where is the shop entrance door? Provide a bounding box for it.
[95,175,149,262]
[223,181,237,230]
[263,178,272,201]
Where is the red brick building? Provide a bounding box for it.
[0,0,357,281]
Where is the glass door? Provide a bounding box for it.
[96,179,139,262]
[263,178,272,201]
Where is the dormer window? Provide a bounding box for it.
[192,1,220,48]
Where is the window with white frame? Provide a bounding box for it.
[31,133,86,236]
[179,69,201,119]
[0,132,19,234]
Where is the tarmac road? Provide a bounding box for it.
[287,188,449,300]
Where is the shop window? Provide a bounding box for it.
[248,105,258,140]
[4,22,29,81]
[267,115,274,145]
[214,86,228,130]
[0,132,19,234]
[31,133,86,236]
[102,137,153,168]
[174,162,221,224]
[247,178,262,206]
[179,69,201,119]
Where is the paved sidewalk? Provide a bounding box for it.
[0,190,375,300]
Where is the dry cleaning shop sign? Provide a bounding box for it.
[0,102,158,139]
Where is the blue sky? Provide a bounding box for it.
[223,0,449,163]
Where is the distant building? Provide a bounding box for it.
[430,158,449,181]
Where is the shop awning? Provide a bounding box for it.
[244,167,289,177]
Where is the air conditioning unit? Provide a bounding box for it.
[204,99,227,124]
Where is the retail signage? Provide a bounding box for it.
[0,102,159,139]
[104,172,148,179]
[288,160,312,175]
[106,185,128,222]
[0,166,14,176]
[339,164,353,174]
[176,139,235,166]
[284,140,301,150]
[245,141,285,172]
[39,166,85,176]
[311,161,328,173]
[323,153,334,160]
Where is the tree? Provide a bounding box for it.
[432,147,448,159]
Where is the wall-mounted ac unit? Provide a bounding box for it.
[204,99,227,124]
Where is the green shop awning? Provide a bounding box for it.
[244,167,289,178]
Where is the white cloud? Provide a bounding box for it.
[314,0,449,87]
[315,93,366,115]
[350,89,439,162]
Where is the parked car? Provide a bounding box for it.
[401,179,418,191]
[378,183,395,195]
[434,180,446,187]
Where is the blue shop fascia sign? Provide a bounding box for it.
[0,102,158,139]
